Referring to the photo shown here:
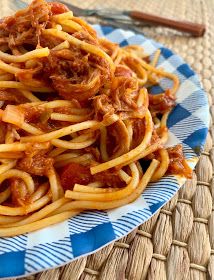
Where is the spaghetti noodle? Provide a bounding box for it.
[0,0,192,237]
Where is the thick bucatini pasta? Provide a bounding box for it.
[0,0,192,237]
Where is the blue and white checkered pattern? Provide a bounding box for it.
[0,25,209,279]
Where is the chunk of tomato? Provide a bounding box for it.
[49,2,69,15]
[60,163,92,190]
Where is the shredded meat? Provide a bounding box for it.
[53,106,83,114]
[115,65,133,78]
[84,147,101,162]
[149,89,176,114]
[17,141,53,177]
[16,62,48,88]
[20,105,47,123]
[93,94,114,120]
[42,47,110,102]
[93,76,145,121]
[73,30,100,46]
[60,162,124,189]
[167,144,192,178]
[17,154,54,176]
[0,89,27,104]
[93,169,125,188]
[0,0,51,48]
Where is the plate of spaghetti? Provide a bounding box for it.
[0,0,209,278]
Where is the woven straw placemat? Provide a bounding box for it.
[3,0,213,279]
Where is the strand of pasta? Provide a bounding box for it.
[5,129,15,144]
[121,140,162,167]
[0,60,21,74]
[118,169,132,183]
[51,138,96,150]
[140,60,179,95]
[151,148,169,182]
[54,154,93,168]
[39,100,75,108]
[0,81,54,92]
[124,120,133,150]
[151,49,161,67]
[0,211,79,237]
[100,126,108,161]
[0,152,23,159]
[42,29,115,72]
[65,163,139,202]
[0,48,49,63]
[50,113,91,122]
[0,160,16,174]
[51,159,159,216]
[160,111,170,144]
[29,183,49,203]
[60,19,82,32]
[0,194,51,216]
[0,169,35,194]
[73,184,120,194]
[0,188,11,204]
[19,90,41,102]
[52,40,70,51]
[48,169,63,202]
[21,120,99,143]
[0,216,24,225]
[21,114,119,143]
[0,73,14,81]
[0,198,69,228]
[2,105,43,135]
[90,110,152,174]
[54,152,81,163]
[88,182,104,188]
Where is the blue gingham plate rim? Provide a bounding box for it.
[0,25,209,279]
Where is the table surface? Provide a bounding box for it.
[3,0,214,279]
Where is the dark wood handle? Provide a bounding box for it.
[129,11,206,37]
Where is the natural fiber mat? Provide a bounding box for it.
[3,0,213,279]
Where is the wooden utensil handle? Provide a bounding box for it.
[129,11,205,37]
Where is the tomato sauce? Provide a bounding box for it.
[167,144,192,178]
[49,2,69,15]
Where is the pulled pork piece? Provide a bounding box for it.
[17,154,54,176]
[60,163,92,190]
[149,89,176,115]
[59,162,124,190]
[17,142,53,176]
[93,169,125,188]
[0,89,27,104]
[93,94,114,119]
[42,46,110,102]
[0,0,52,48]
[115,65,133,78]
[167,144,192,178]
[16,62,47,88]
[20,105,47,123]
[84,147,101,162]
[93,75,145,121]
[10,178,29,206]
